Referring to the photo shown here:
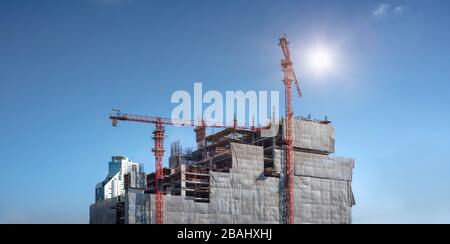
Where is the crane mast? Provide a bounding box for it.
[152,121,164,224]
[279,35,302,224]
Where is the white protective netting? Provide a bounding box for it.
[292,119,336,153]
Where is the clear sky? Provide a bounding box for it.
[1,0,450,224]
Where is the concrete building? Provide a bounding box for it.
[90,118,355,224]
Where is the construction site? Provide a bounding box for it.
[90,36,356,224]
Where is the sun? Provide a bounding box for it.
[306,45,335,75]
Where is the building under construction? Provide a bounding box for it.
[90,117,355,224]
[90,36,355,224]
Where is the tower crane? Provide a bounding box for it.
[109,109,270,224]
[279,35,302,224]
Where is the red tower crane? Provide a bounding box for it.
[110,109,270,224]
[279,35,302,224]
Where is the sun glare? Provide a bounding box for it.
[306,45,335,76]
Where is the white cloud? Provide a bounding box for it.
[372,3,406,19]
[373,3,391,18]
[395,6,405,15]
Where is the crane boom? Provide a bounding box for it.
[279,35,302,97]
[110,110,271,131]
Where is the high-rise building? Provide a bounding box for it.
[95,156,144,202]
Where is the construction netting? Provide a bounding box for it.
[89,198,117,224]
[292,119,336,153]
[125,189,151,224]
[143,143,354,224]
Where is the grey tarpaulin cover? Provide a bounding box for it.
[89,198,117,224]
[140,143,355,224]
[125,189,150,224]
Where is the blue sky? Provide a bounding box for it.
[1,0,450,223]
